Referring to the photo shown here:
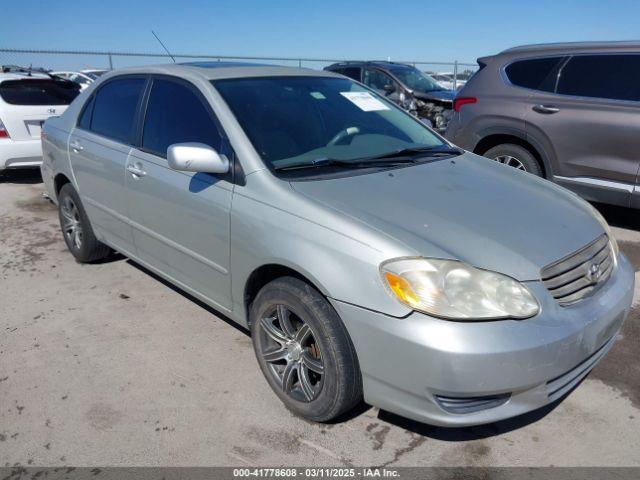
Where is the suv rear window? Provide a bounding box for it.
[557,54,640,101]
[505,57,564,91]
[0,79,80,105]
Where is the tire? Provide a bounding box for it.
[483,144,543,177]
[250,277,363,422]
[57,183,110,263]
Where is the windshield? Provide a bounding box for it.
[386,66,445,93]
[213,76,444,171]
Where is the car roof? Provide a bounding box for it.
[102,61,341,81]
[0,72,53,81]
[498,40,640,56]
[326,61,413,70]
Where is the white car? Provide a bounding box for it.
[52,70,108,90]
[51,71,94,90]
[430,73,466,90]
[0,69,80,172]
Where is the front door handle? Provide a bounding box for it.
[70,140,84,152]
[126,164,147,178]
[532,104,560,114]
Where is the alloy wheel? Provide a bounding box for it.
[494,154,527,171]
[258,305,324,402]
[60,196,83,250]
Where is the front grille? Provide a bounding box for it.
[541,235,614,306]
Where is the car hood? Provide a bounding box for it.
[290,153,604,281]
[414,89,456,103]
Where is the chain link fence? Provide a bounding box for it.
[0,48,477,90]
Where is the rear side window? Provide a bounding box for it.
[90,78,145,143]
[0,79,80,105]
[557,54,640,101]
[505,57,564,91]
[337,67,361,81]
[142,79,222,157]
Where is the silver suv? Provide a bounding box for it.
[446,41,640,209]
[41,63,634,427]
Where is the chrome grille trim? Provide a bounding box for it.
[541,234,614,306]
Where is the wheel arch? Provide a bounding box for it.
[472,129,553,178]
[54,173,72,198]
[243,263,330,326]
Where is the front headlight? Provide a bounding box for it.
[381,258,539,320]
[585,203,619,260]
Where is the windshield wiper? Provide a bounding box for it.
[274,157,416,172]
[367,145,463,161]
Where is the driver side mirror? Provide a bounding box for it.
[167,142,229,174]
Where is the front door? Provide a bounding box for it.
[125,77,233,311]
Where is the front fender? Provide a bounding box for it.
[229,173,413,327]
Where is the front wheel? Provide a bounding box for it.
[250,277,363,422]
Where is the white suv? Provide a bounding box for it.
[0,68,80,172]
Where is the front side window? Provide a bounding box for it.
[90,77,145,143]
[0,78,80,105]
[142,79,222,157]
[362,69,396,92]
[214,76,445,174]
[505,57,564,91]
[557,54,640,101]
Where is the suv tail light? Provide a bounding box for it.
[453,97,477,112]
[0,118,9,138]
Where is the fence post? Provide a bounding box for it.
[108,53,113,70]
[453,60,458,90]
[298,59,302,67]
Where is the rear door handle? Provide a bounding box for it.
[532,104,560,114]
[70,140,84,152]
[126,164,147,178]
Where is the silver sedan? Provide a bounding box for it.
[41,63,635,426]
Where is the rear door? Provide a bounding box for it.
[0,77,79,141]
[125,76,234,311]
[525,53,640,205]
[69,76,147,255]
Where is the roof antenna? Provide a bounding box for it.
[151,30,176,63]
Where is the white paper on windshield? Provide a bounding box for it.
[340,91,389,111]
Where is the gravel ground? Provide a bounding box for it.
[1,169,639,467]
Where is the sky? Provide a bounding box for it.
[3,0,640,71]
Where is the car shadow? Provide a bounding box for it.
[0,168,43,184]
[125,258,250,337]
[592,202,640,231]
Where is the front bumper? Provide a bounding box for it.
[332,253,635,427]
[0,138,43,170]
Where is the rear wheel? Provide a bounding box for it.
[250,277,363,422]
[58,183,110,263]
[484,144,543,176]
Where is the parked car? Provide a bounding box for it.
[446,41,640,209]
[325,61,455,133]
[53,70,109,90]
[52,71,95,90]
[41,63,634,427]
[0,66,80,173]
[430,72,466,90]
